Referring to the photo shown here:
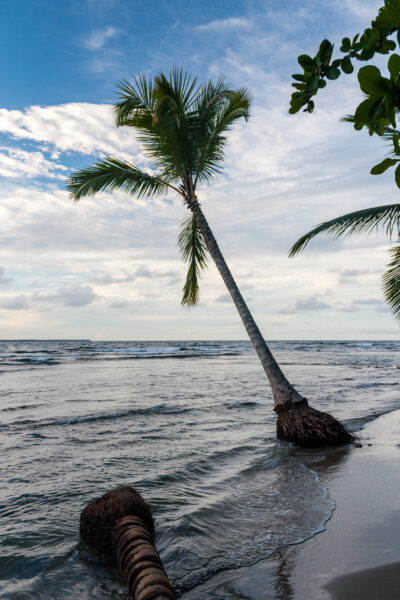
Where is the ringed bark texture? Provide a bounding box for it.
[80,487,175,600]
[113,515,175,600]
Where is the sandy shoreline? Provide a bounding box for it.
[181,409,400,599]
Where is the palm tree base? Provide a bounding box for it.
[275,399,355,448]
[80,486,155,554]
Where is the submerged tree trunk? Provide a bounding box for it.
[80,487,176,599]
[188,195,354,447]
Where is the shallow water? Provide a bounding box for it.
[0,340,399,598]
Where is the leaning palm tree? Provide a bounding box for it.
[67,68,353,447]
[289,203,400,319]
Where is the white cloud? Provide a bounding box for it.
[33,284,97,307]
[0,2,398,339]
[337,304,361,313]
[109,300,132,309]
[92,270,135,285]
[197,18,251,32]
[1,295,29,310]
[355,298,385,306]
[340,268,370,278]
[83,26,119,50]
[335,0,378,21]
[215,294,231,303]
[296,297,331,311]
[0,103,143,160]
[0,267,13,285]
[0,146,66,179]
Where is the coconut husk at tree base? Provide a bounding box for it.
[275,399,355,448]
[80,486,176,600]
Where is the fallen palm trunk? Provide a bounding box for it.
[80,486,175,600]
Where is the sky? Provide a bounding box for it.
[0,0,398,340]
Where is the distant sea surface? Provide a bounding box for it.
[0,340,399,599]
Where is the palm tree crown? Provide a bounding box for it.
[67,68,250,304]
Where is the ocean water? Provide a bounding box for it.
[0,339,399,599]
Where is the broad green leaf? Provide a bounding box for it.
[319,39,332,54]
[318,39,333,63]
[361,46,377,61]
[291,91,306,101]
[378,40,397,54]
[370,157,398,174]
[298,54,316,70]
[377,123,386,135]
[308,74,320,93]
[388,54,400,78]
[341,56,354,74]
[324,66,341,80]
[340,37,351,52]
[395,163,400,188]
[318,79,327,88]
[354,97,376,122]
[370,98,386,121]
[385,0,400,26]
[289,103,303,114]
[292,74,305,82]
[358,65,390,95]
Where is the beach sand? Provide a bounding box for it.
[182,409,400,599]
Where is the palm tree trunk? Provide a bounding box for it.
[113,515,176,599]
[188,196,303,409]
[188,196,355,447]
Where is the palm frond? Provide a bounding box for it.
[67,157,170,200]
[382,244,400,320]
[193,86,251,183]
[112,69,251,188]
[68,69,251,213]
[289,203,400,256]
[154,68,198,113]
[115,74,155,127]
[341,114,355,123]
[214,87,251,132]
[178,216,208,306]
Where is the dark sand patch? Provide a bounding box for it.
[325,562,400,600]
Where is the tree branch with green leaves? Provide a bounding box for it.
[289,2,400,321]
[289,0,400,187]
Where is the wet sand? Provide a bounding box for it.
[182,409,400,599]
